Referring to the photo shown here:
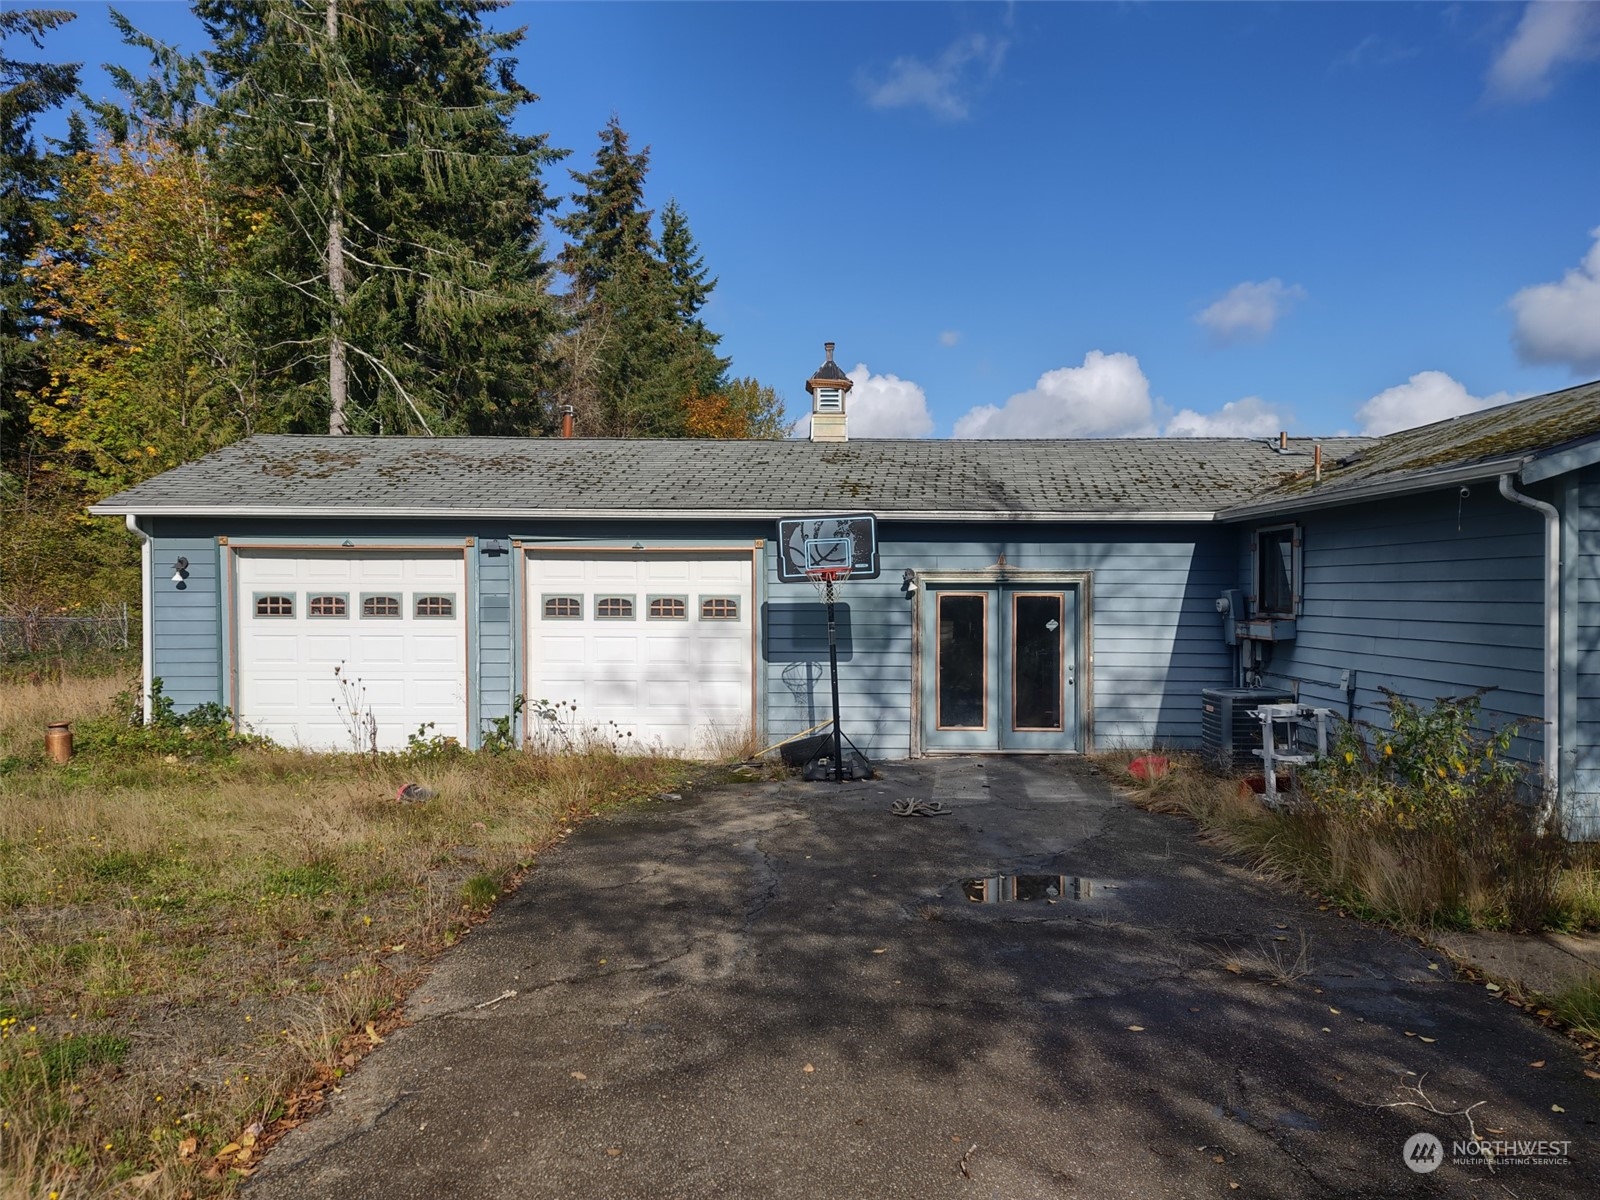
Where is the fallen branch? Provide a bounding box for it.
[1365,1072,1493,1173]
[473,989,517,1010]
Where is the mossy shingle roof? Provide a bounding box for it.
[1222,379,1600,517]
[89,380,1600,522]
[90,435,1371,520]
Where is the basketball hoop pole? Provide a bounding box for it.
[806,567,850,783]
[825,575,843,784]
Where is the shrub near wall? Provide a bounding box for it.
[1115,691,1600,935]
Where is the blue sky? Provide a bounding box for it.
[29,1,1600,438]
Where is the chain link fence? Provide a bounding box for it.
[0,602,131,657]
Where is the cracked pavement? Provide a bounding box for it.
[249,757,1597,1198]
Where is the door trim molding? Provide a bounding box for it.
[910,569,1093,756]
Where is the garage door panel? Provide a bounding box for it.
[527,551,753,757]
[645,560,692,585]
[250,634,302,664]
[304,634,352,662]
[697,560,746,586]
[409,635,459,665]
[236,551,466,752]
[594,636,639,663]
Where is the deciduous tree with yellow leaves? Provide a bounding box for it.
[28,138,266,497]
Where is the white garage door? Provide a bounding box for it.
[526,551,754,755]
[236,550,467,750]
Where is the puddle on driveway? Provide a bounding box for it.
[962,874,1097,903]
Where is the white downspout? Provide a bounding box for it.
[1498,474,1559,815]
[125,514,154,724]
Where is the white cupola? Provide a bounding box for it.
[805,341,853,442]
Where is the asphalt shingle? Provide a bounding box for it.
[90,435,1371,518]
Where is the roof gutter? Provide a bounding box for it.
[86,505,1223,523]
[1218,456,1530,522]
[1498,474,1561,822]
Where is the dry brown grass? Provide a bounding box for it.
[0,672,123,759]
[698,719,765,763]
[1096,750,1600,935]
[0,673,687,1199]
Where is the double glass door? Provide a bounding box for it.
[922,584,1078,751]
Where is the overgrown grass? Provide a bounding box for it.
[0,673,688,1199]
[1551,977,1600,1044]
[1098,750,1600,935]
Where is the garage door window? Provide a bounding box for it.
[414,594,454,619]
[596,596,635,620]
[361,594,402,619]
[542,596,581,619]
[254,594,295,618]
[700,596,739,621]
[648,595,687,620]
[308,594,347,618]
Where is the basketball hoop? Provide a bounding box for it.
[804,564,852,602]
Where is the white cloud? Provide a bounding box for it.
[952,351,1160,439]
[1508,226,1600,373]
[1166,396,1288,438]
[1195,278,1307,345]
[789,364,935,439]
[938,330,962,347]
[1354,371,1515,436]
[1486,1,1600,102]
[860,33,1007,120]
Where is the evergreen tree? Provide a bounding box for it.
[197,0,565,435]
[556,121,728,436]
[85,8,211,149]
[659,198,714,325]
[1,8,81,462]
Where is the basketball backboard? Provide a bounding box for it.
[776,513,880,582]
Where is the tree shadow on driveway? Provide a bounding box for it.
[250,758,1597,1200]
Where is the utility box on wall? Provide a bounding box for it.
[1238,617,1297,642]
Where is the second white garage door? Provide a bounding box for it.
[525,551,755,755]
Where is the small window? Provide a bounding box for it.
[255,594,294,618]
[308,594,347,618]
[596,596,635,620]
[1254,525,1299,618]
[700,596,739,621]
[543,596,581,619]
[648,596,687,620]
[361,594,402,619]
[415,595,454,619]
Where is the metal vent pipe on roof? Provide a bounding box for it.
[559,405,574,439]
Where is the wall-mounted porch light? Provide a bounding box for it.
[170,556,189,584]
[901,568,917,596]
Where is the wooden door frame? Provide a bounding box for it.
[909,569,1092,757]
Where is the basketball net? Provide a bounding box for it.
[805,565,851,604]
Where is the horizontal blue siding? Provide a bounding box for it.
[147,534,222,713]
[763,523,1236,759]
[1247,488,1545,766]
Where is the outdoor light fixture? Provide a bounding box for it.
[171,556,190,585]
[902,568,917,595]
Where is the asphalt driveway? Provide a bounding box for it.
[250,757,1596,1198]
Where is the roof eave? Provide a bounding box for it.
[86,503,1222,523]
[1217,456,1532,523]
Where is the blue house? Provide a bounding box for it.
[90,351,1600,838]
